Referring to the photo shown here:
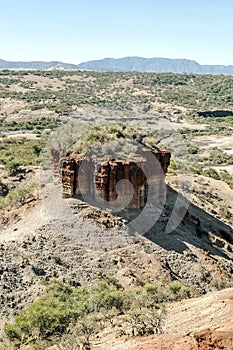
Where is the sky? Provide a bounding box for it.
[0,0,233,65]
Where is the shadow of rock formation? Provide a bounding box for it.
[118,185,233,259]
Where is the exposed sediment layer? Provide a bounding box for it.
[60,148,170,210]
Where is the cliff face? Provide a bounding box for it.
[61,149,170,210]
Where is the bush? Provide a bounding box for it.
[60,314,103,350]
[165,281,193,299]
[0,137,47,171]
[4,160,20,176]
[3,278,195,348]
[203,168,220,180]
[187,145,199,154]
[0,183,38,210]
[90,281,126,313]
[123,306,165,336]
[4,281,89,345]
[219,170,233,189]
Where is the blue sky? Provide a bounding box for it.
[1,0,233,65]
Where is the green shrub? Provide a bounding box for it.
[3,271,196,348]
[187,145,199,154]
[0,137,47,173]
[0,183,38,210]
[166,281,193,299]
[4,160,20,176]
[203,168,221,180]
[4,281,89,345]
[123,306,165,336]
[90,281,126,313]
[168,159,179,174]
[219,170,233,189]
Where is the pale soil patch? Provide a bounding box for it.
[4,108,58,122]
[0,201,49,242]
[4,132,39,139]
[0,97,28,114]
[93,334,198,350]
[193,135,233,154]
[92,288,233,350]
[167,174,233,225]
[151,100,187,114]
[62,74,96,81]
[164,287,233,335]
[70,109,207,132]
[8,84,28,93]
[20,74,65,90]
[146,116,207,130]
[210,164,233,176]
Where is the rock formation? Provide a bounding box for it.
[60,148,171,210]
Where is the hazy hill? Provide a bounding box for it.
[77,57,233,74]
[0,58,77,70]
[1,56,233,74]
[77,57,202,73]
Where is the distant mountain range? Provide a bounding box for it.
[1,57,233,75]
[0,59,77,70]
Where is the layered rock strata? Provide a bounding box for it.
[60,149,170,210]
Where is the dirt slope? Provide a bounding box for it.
[0,183,233,349]
[165,287,233,335]
[93,288,233,349]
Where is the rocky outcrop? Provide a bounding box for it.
[61,149,171,210]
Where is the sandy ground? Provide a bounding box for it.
[93,288,233,349]
[193,135,233,155]
[210,164,233,176]
[164,287,233,335]
[0,201,49,242]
